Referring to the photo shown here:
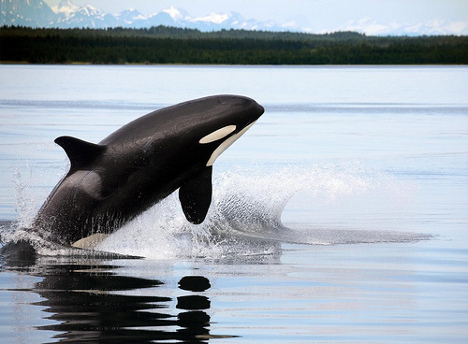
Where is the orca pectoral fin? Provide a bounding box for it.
[179,166,213,224]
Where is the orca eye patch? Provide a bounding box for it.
[199,125,237,144]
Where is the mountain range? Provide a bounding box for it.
[1,0,295,32]
[1,0,467,35]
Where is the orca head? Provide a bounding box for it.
[196,95,264,166]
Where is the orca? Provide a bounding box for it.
[26,95,264,248]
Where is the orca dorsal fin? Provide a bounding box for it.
[179,166,213,224]
[55,136,106,172]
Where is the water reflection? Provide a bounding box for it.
[2,258,226,343]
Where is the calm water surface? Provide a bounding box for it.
[0,65,467,343]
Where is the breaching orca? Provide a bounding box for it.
[23,95,264,248]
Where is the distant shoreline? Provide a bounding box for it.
[1,26,467,65]
[2,62,467,67]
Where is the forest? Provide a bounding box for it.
[1,26,467,65]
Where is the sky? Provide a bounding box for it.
[43,0,468,35]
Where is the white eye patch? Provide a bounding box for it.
[205,121,256,166]
[199,125,237,144]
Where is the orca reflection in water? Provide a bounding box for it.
[24,262,224,343]
[26,95,264,248]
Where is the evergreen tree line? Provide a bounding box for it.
[1,26,467,65]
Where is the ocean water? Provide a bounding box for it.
[0,65,467,343]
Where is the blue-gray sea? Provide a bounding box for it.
[0,65,467,343]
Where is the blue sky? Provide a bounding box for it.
[44,0,468,35]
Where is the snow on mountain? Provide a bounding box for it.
[2,0,467,35]
[1,0,298,31]
[335,18,468,36]
[52,0,78,16]
[118,9,145,22]
[1,0,56,26]
[52,0,109,28]
[117,8,147,27]
[161,6,186,21]
[55,1,102,19]
[192,13,231,25]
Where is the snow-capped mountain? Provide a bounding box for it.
[1,0,467,35]
[52,0,79,16]
[1,0,305,32]
[336,18,468,37]
[1,0,56,27]
[52,0,115,28]
[117,9,146,26]
[1,0,292,31]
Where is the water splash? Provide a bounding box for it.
[13,165,38,229]
[96,165,427,259]
[3,164,428,260]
